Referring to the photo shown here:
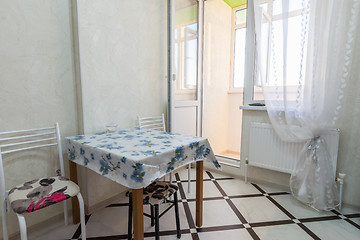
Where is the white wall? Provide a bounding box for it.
[335,50,360,207]
[202,0,232,154]
[77,0,167,133]
[0,0,168,236]
[0,0,79,237]
[76,0,167,211]
[227,92,243,153]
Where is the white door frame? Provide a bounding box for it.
[168,0,204,137]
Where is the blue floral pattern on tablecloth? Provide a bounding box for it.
[65,128,220,189]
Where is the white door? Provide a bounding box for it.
[168,0,204,136]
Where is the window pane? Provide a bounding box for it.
[235,9,247,25]
[273,0,304,16]
[268,16,305,87]
[259,2,268,13]
[253,0,308,102]
[174,0,198,101]
[184,38,197,88]
[185,23,197,33]
[180,23,198,89]
[181,41,185,88]
[233,28,246,88]
[253,86,264,101]
[174,42,178,79]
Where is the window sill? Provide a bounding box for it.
[240,105,267,111]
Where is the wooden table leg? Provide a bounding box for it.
[196,161,203,227]
[132,188,144,240]
[69,161,80,224]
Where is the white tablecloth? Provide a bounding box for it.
[65,128,220,189]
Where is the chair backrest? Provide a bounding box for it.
[137,113,166,132]
[0,123,64,198]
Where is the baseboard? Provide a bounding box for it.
[203,162,291,192]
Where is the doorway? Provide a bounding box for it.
[201,0,243,167]
[168,0,243,167]
[168,0,203,137]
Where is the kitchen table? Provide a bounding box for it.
[65,128,220,240]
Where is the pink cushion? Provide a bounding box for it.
[8,176,80,214]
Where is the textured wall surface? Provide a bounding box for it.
[77,0,167,133]
[76,0,167,209]
[202,0,232,154]
[335,43,360,207]
[0,0,79,237]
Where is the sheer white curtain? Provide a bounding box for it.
[253,0,360,210]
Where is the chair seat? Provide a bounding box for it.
[8,176,80,214]
[143,181,178,205]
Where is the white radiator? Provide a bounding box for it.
[246,122,340,181]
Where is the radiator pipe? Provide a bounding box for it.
[245,158,248,184]
[337,173,346,210]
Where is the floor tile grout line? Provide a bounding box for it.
[331,209,360,229]
[251,183,325,240]
[144,229,191,238]
[298,215,341,223]
[247,228,261,240]
[252,183,359,225]
[179,177,235,183]
[175,172,199,240]
[184,193,290,202]
[268,192,291,196]
[331,209,342,215]
[251,183,266,194]
[225,199,249,224]
[332,209,360,219]
[249,220,294,228]
[345,218,360,230]
[104,192,290,207]
[191,232,200,240]
[205,171,262,240]
[265,195,296,219]
[206,171,247,223]
[251,183,297,219]
[72,214,91,239]
[68,169,360,239]
[345,213,360,218]
[297,223,321,240]
[178,169,344,240]
[195,224,244,232]
[229,194,265,199]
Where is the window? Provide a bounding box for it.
[244,0,308,105]
[231,5,247,90]
[174,22,198,91]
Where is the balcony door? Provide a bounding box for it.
[168,0,204,136]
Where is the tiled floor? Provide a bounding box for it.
[30,168,360,240]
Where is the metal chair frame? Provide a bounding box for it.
[0,123,86,240]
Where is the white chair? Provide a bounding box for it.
[137,114,192,193]
[0,123,86,240]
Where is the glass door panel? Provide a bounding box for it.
[174,0,198,101]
